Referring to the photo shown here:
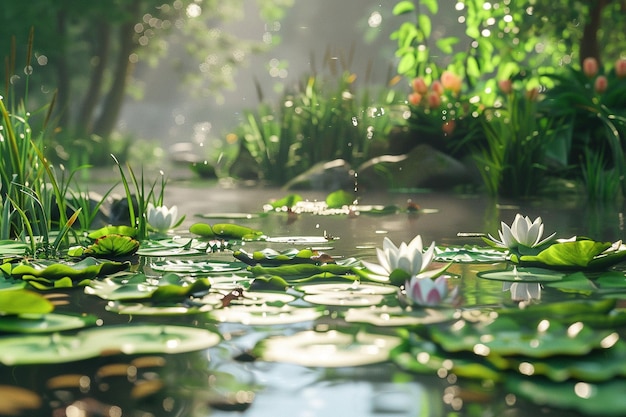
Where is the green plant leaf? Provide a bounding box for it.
[325,189,354,208]
[516,240,619,269]
[88,225,137,240]
[392,1,415,15]
[0,289,54,315]
[84,234,140,258]
[189,222,264,240]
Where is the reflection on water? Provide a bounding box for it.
[2,185,624,417]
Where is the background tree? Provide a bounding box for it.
[1,0,291,165]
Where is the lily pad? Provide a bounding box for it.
[189,223,264,240]
[210,304,323,325]
[506,374,626,416]
[513,240,626,270]
[295,282,398,295]
[105,301,217,315]
[264,236,334,244]
[0,313,97,333]
[149,259,243,274]
[344,306,456,327]
[84,234,140,258]
[303,292,386,307]
[0,289,54,315]
[477,267,566,282]
[233,248,327,266]
[254,329,402,367]
[435,245,507,263]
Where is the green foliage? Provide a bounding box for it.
[233,69,402,185]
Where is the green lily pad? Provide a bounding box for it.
[267,194,303,209]
[148,259,243,274]
[137,238,205,257]
[435,245,507,263]
[210,304,323,325]
[104,301,217,315]
[430,314,616,358]
[506,374,626,416]
[477,267,566,282]
[0,313,97,333]
[189,222,264,240]
[84,234,140,258]
[0,324,221,365]
[88,225,137,239]
[514,240,626,270]
[8,258,129,290]
[344,306,456,327]
[0,240,30,256]
[248,258,358,278]
[85,273,212,302]
[326,189,355,208]
[295,282,398,295]
[233,248,326,266]
[254,329,402,367]
[0,289,54,315]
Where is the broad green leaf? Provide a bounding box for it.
[392,1,415,15]
[421,0,438,14]
[325,189,354,209]
[88,225,137,240]
[0,289,53,315]
[516,240,615,269]
[189,222,264,240]
[0,313,97,333]
[418,14,431,39]
[84,234,140,258]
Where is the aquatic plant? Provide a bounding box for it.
[485,214,556,251]
[361,235,448,285]
[403,275,455,307]
[146,203,181,233]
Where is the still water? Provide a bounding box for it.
[1,182,625,417]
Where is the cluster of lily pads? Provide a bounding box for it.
[2,201,626,415]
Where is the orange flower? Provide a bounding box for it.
[431,80,444,96]
[412,77,428,94]
[498,79,513,94]
[526,87,539,101]
[594,75,608,93]
[408,92,422,106]
[427,91,441,108]
[616,58,626,78]
[583,57,599,78]
[442,119,456,135]
[440,71,462,94]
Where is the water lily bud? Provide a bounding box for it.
[431,80,444,96]
[583,57,599,77]
[412,77,428,94]
[440,71,462,94]
[594,75,608,93]
[442,119,456,135]
[498,79,513,94]
[615,58,626,78]
[427,91,441,108]
[408,92,422,106]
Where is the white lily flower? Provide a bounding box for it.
[487,213,555,249]
[404,275,455,307]
[147,203,179,233]
[362,235,438,280]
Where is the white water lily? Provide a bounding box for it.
[487,213,555,249]
[362,235,439,280]
[404,275,456,307]
[147,203,179,233]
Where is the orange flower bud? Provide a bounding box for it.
[616,58,626,78]
[412,77,428,94]
[440,71,462,94]
[427,91,441,108]
[408,92,422,106]
[498,79,513,94]
[594,75,608,93]
[583,57,599,78]
[442,119,456,135]
[526,87,539,101]
[431,80,444,96]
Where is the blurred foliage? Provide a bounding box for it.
[230,54,404,185]
[1,0,292,165]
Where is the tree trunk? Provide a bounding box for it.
[55,9,70,130]
[92,0,139,142]
[76,21,111,137]
[580,0,608,66]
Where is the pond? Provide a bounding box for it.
[1,181,625,417]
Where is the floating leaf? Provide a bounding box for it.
[0,240,30,256]
[88,225,137,240]
[210,304,322,325]
[267,194,303,209]
[477,267,565,282]
[325,190,354,209]
[0,289,53,315]
[344,306,455,327]
[254,329,402,367]
[84,234,140,258]
[0,313,97,333]
[514,240,626,270]
[234,248,328,266]
[189,223,264,240]
[435,245,507,263]
[149,259,243,274]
